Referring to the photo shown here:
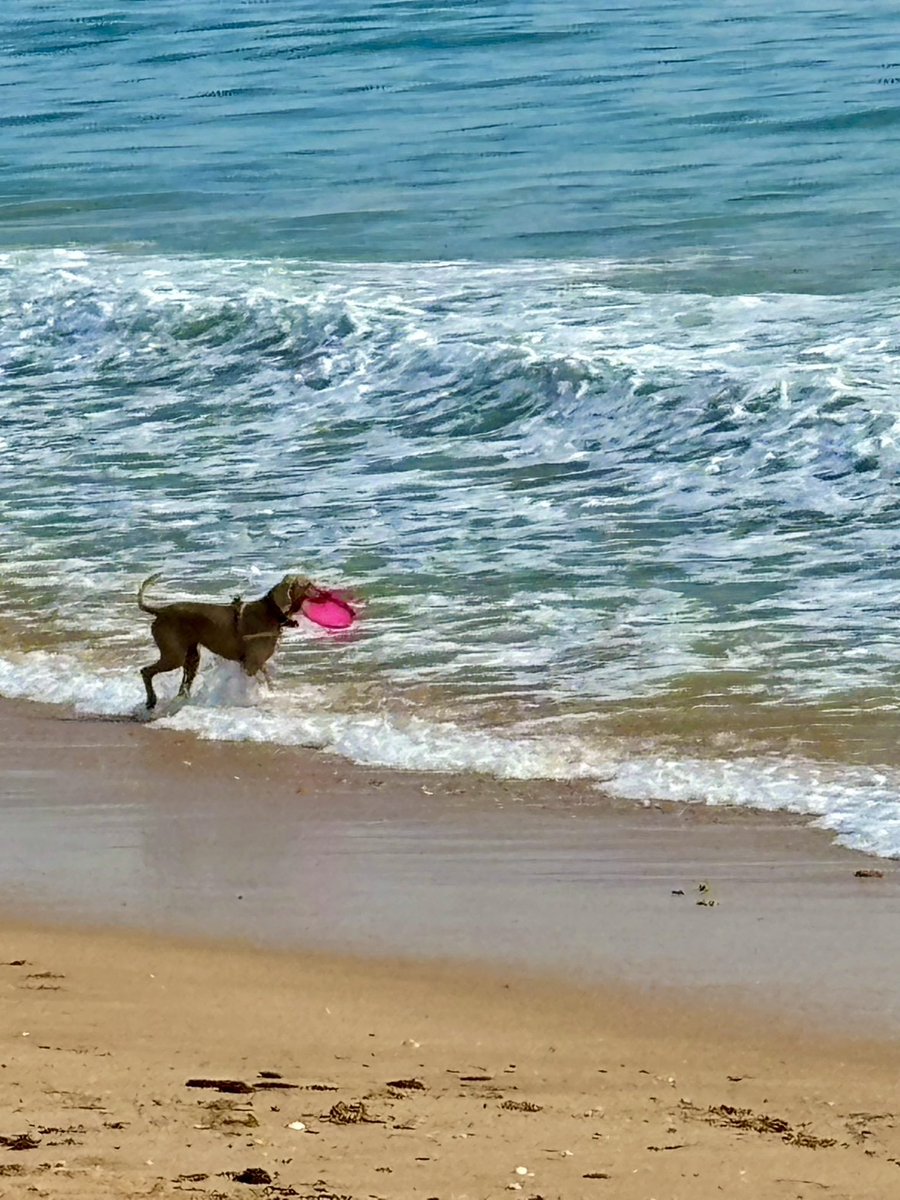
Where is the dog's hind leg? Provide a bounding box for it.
[140,664,156,709]
[141,624,186,710]
[178,645,201,700]
[141,655,179,710]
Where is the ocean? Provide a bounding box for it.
[3,1,900,857]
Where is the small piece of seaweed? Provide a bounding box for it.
[185,1078,253,1094]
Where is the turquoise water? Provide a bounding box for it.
[4,3,900,854]
[3,2,900,289]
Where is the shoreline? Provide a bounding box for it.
[1,694,899,1035]
[4,694,900,1195]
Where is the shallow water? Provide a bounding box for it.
[3,5,900,855]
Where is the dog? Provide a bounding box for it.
[137,572,314,710]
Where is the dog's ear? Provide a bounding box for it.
[269,575,294,614]
[271,574,311,614]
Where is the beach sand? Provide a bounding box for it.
[2,697,900,1198]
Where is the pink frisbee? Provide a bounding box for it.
[300,591,356,631]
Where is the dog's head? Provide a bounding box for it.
[269,574,314,615]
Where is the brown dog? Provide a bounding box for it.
[137,573,313,709]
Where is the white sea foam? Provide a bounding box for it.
[1,648,899,859]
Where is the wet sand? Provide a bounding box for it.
[3,698,900,1196]
[1,697,899,1034]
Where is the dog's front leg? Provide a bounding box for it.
[241,634,278,679]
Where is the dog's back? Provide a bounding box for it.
[146,601,243,661]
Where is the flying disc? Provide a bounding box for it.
[300,592,356,630]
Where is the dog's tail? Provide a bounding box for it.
[137,572,164,615]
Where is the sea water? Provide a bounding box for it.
[3,2,900,856]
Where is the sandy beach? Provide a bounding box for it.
[2,697,900,1198]
[9,2,900,1196]
[2,919,900,1200]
